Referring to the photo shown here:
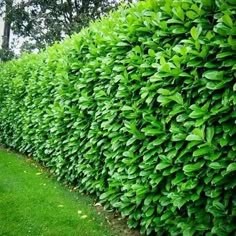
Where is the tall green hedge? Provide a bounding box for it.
[0,0,236,234]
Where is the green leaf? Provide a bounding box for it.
[189,105,206,119]
[222,14,233,28]
[171,173,185,185]
[173,6,185,21]
[186,134,202,141]
[209,162,223,170]
[233,83,236,91]
[206,81,227,90]
[213,201,225,211]
[183,161,205,173]
[145,208,155,217]
[192,128,204,140]
[193,146,211,157]
[141,127,164,136]
[169,92,184,105]
[190,26,202,40]
[157,95,171,106]
[206,127,214,143]
[172,133,187,141]
[172,27,187,34]
[148,49,156,57]
[156,162,170,170]
[157,88,171,95]
[203,71,224,81]
[160,210,172,221]
[173,197,186,209]
[117,42,130,47]
[216,51,235,59]
[100,192,110,200]
[186,10,198,19]
[226,163,236,173]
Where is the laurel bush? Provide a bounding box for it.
[0,0,236,235]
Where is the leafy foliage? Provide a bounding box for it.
[0,0,236,235]
[0,48,14,61]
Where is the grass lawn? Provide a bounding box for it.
[0,148,114,236]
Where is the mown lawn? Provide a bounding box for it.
[0,148,113,236]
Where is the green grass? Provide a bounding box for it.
[0,148,113,236]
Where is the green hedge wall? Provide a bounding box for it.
[0,0,236,235]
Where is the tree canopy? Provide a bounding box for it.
[0,0,135,59]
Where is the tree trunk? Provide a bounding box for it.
[1,0,13,50]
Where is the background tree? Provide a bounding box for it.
[0,0,135,57]
[0,0,14,61]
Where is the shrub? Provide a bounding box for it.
[0,0,236,235]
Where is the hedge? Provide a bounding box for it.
[0,0,236,235]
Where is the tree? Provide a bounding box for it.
[5,0,135,53]
[2,0,12,50]
[0,0,14,61]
